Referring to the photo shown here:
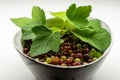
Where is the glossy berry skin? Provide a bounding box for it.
[60,56,67,61]
[46,57,52,64]
[74,58,81,62]
[83,48,89,53]
[70,53,76,58]
[23,48,29,54]
[66,58,73,64]
[75,53,82,58]
[53,56,59,64]
[83,54,90,62]
[58,59,63,65]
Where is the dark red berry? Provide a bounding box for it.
[66,58,73,64]
[70,53,76,58]
[63,52,69,56]
[67,46,71,49]
[76,49,82,53]
[58,59,63,65]
[64,42,69,46]
[83,54,90,62]
[60,46,64,51]
[55,53,61,58]
[75,53,82,58]
[23,48,29,54]
[83,48,89,53]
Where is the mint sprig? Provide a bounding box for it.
[11,4,111,57]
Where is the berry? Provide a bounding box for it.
[75,53,82,58]
[60,56,67,61]
[70,53,75,58]
[76,49,82,53]
[53,56,59,64]
[64,42,69,46]
[92,57,97,61]
[72,62,80,66]
[76,44,82,49]
[23,47,29,54]
[66,58,73,64]
[46,57,52,64]
[83,48,89,53]
[83,54,90,62]
[74,58,81,62]
[83,62,88,65]
[55,53,61,58]
[68,50,73,53]
[58,59,63,65]
[51,56,55,60]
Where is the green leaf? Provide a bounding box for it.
[51,12,67,21]
[32,6,46,25]
[90,48,102,58]
[64,20,75,31]
[10,17,32,28]
[46,18,64,30]
[87,19,101,30]
[72,28,111,52]
[22,30,36,40]
[30,26,61,57]
[21,22,41,40]
[66,4,92,28]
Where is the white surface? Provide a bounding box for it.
[0,0,120,80]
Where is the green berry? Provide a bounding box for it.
[60,56,67,61]
[35,58,39,62]
[77,43,82,49]
[74,58,81,62]
[46,57,52,64]
[92,57,97,61]
[51,56,55,60]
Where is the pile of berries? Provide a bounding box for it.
[23,35,99,66]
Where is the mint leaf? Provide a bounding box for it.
[32,6,46,25]
[90,48,102,58]
[72,27,111,52]
[51,12,67,21]
[66,4,92,27]
[11,17,32,28]
[30,26,61,57]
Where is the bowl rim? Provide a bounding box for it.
[13,20,113,69]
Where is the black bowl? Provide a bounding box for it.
[13,21,113,80]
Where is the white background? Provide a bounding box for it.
[0,0,120,80]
